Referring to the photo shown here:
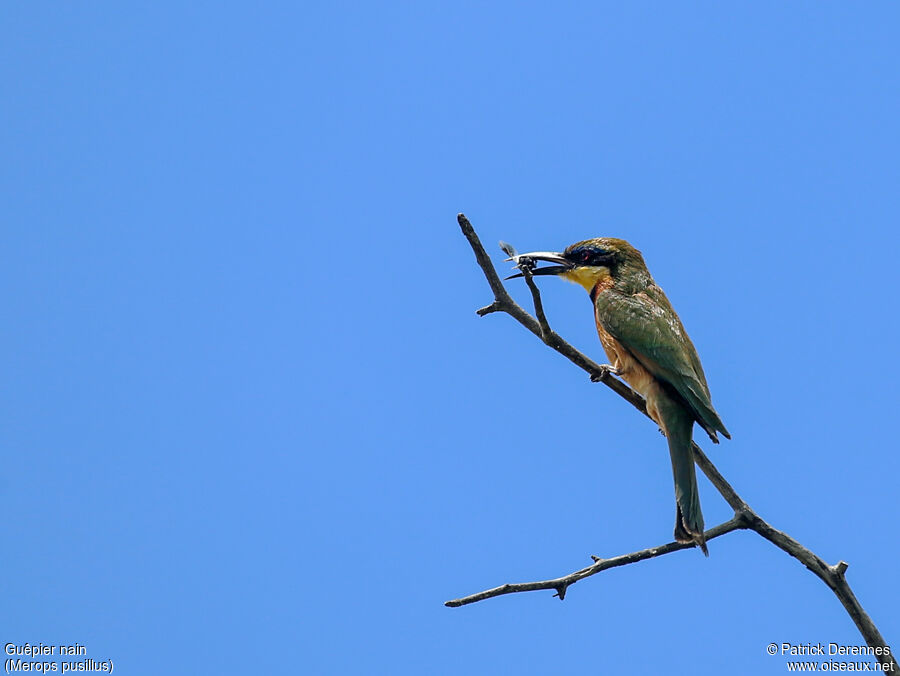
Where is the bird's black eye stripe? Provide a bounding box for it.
[570,247,610,264]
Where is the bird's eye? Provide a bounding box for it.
[581,250,592,263]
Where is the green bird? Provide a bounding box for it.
[508,238,730,554]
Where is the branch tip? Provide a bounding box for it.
[476,302,502,316]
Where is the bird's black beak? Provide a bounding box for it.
[504,251,572,279]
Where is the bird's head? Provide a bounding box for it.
[508,238,649,294]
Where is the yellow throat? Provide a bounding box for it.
[560,266,612,293]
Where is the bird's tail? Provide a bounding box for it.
[659,399,708,555]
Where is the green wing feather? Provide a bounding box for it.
[595,285,731,440]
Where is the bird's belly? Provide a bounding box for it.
[594,320,663,423]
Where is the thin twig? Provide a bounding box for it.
[451,213,896,672]
[520,267,552,342]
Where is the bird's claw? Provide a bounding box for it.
[590,364,620,382]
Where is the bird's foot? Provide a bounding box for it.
[590,364,620,382]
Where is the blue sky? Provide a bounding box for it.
[2,2,898,674]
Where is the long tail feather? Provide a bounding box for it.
[658,397,707,555]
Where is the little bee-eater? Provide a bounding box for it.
[509,239,730,554]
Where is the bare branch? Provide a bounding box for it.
[452,213,896,672]
[445,516,746,608]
